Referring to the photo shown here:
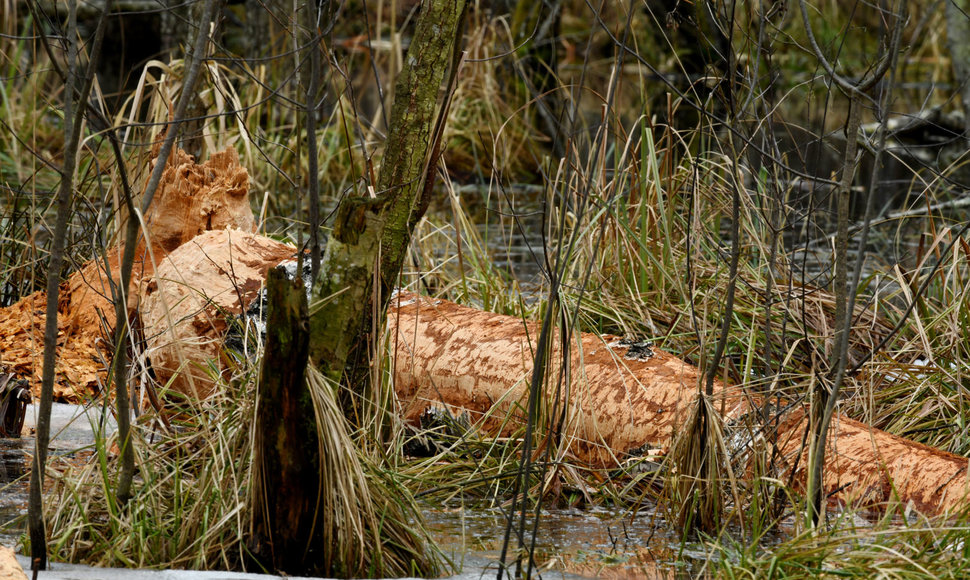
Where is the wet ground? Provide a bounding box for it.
[0,438,26,547]
[424,504,692,578]
[0,403,118,546]
[0,404,698,579]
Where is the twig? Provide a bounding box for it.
[111,0,222,506]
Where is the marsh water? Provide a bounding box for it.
[0,404,709,579]
[0,439,26,548]
[423,504,702,579]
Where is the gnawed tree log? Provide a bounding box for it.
[141,229,296,398]
[0,147,254,401]
[388,292,741,467]
[0,546,26,580]
[387,292,970,515]
[138,234,970,514]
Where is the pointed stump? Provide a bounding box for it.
[250,266,321,574]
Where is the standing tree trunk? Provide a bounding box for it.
[27,0,110,568]
[307,0,467,392]
[796,0,904,526]
[27,2,80,564]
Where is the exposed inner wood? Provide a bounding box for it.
[387,292,970,514]
[0,147,255,401]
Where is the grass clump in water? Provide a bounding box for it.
[39,359,446,576]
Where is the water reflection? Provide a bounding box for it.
[423,503,700,578]
[0,438,27,546]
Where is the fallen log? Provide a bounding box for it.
[387,292,970,515]
[141,229,296,398]
[137,230,970,515]
[0,546,26,580]
[388,292,722,467]
[0,147,254,401]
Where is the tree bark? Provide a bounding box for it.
[307,0,466,391]
[251,266,318,573]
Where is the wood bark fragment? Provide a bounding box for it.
[387,292,970,515]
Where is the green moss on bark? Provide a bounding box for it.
[309,0,467,389]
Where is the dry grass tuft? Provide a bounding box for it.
[40,359,444,575]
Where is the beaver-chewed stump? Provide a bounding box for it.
[0,147,255,402]
[248,266,322,573]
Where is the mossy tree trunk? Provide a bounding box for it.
[307,0,466,390]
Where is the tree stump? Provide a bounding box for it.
[250,265,320,574]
